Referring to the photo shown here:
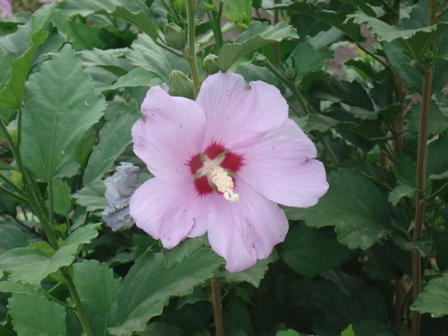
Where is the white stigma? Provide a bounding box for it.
[208,165,239,202]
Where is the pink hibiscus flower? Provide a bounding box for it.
[0,0,12,19]
[130,72,329,272]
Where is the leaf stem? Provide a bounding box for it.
[211,279,224,336]
[186,0,201,98]
[154,39,184,58]
[61,269,93,336]
[206,8,223,50]
[263,58,339,163]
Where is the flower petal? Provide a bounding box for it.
[196,73,288,149]
[207,181,288,272]
[132,86,206,177]
[237,119,329,207]
[130,175,210,248]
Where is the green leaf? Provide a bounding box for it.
[272,2,361,41]
[0,4,54,109]
[222,0,252,27]
[218,22,298,72]
[8,293,66,336]
[0,222,28,255]
[72,180,108,212]
[0,281,35,295]
[110,68,163,90]
[301,113,339,133]
[349,11,448,61]
[137,322,185,336]
[310,77,373,110]
[288,40,333,77]
[426,137,448,179]
[109,248,223,335]
[412,272,448,318]
[126,34,172,82]
[352,319,394,336]
[0,224,100,286]
[388,180,417,206]
[276,331,300,336]
[341,325,355,336]
[20,44,106,181]
[162,235,209,267]
[57,0,158,40]
[79,48,130,72]
[282,223,351,278]
[83,108,140,185]
[47,178,72,216]
[289,169,391,250]
[216,255,273,287]
[73,259,121,313]
[407,102,448,136]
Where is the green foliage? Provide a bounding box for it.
[288,169,391,249]
[0,0,447,335]
[412,272,448,318]
[109,248,223,335]
[8,293,66,336]
[218,22,298,72]
[20,44,106,180]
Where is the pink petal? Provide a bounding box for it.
[207,180,288,272]
[196,73,288,149]
[130,175,210,248]
[237,119,329,207]
[132,86,206,177]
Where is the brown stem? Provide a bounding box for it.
[211,279,224,336]
[411,63,434,336]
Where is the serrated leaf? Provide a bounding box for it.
[73,259,121,313]
[289,169,391,250]
[72,180,108,212]
[126,34,172,82]
[20,44,106,181]
[216,255,273,287]
[302,113,339,133]
[47,178,72,216]
[83,108,140,185]
[272,2,361,41]
[109,248,223,335]
[8,293,66,336]
[412,272,448,318]
[0,281,34,295]
[407,102,448,136]
[276,331,300,336]
[0,223,28,255]
[218,22,298,72]
[0,4,54,109]
[79,48,129,72]
[110,68,163,90]
[0,224,100,286]
[426,137,448,179]
[28,241,55,256]
[341,325,355,336]
[58,0,158,40]
[282,224,351,278]
[162,235,209,267]
[349,11,448,61]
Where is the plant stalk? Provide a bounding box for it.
[211,279,224,336]
[186,0,201,98]
[411,65,433,336]
[62,270,93,336]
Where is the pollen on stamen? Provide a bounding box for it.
[208,165,239,202]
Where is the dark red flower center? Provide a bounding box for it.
[187,141,243,196]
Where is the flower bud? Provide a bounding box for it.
[285,68,297,81]
[203,54,219,75]
[164,23,186,50]
[168,70,195,99]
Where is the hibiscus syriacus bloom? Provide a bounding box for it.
[0,0,12,19]
[130,72,328,272]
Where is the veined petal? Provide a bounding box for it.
[196,73,288,149]
[130,176,210,249]
[238,119,329,207]
[207,180,288,272]
[133,86,206,177]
